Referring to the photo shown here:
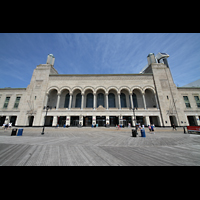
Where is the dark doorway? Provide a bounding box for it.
[123,116,132,127]
[0,116,6,126]
[109,116,119,126]
[28,116,34,127]
[58,116,66,127]
[44,116,53,127]
[71,116,79,126]
[83,116,92,126]
[136,116,144,125]
[96,116,106,127]
[187,116,197,126]
[149,116,160,127]
[10,116,17,126]
[169,116,178,127]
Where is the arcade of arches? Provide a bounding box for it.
[46,88,159,110]
[44,87,162,127]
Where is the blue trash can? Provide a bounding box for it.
[141,129,146,137]
[17,129,23,136]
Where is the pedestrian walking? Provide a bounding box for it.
[9,122,12,129]
[172,123,177,130]
[5,124,8,130]
[151,124,155,134]
[148,124,151,132]
[142,124,145,129]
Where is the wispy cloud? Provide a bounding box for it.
[1,33,200,88]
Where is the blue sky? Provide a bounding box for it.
[0,33,200,88]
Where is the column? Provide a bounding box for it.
[142,93,146,109]
[52,116,57,126]
[106,93,109,110]
[197,116,200,126]
[130,93,133,109]
[66,116,70,126]
[92,116,96,125]
[145,116,150,126]
[106,116,110,125]
[69,93,72,110]
[81,94,84,110]
[56,93,61,110]
[93,93,96,110]
[118,93,121,110]
[79,115,83,126]
[154,93,159,109]
[4,116,10,124]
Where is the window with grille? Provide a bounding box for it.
[14,97,21,109]
[86,93,93,108]
[3,97,10,108]
[183,96,191,108]
[120,93,127,108]
[108,93,116,108]
[132,93,138,108]
[97,93,104,107]
[75,93,82,108]
[194,96,200,108]
[64,94,70,108]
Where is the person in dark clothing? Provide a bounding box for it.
[172,123,177,130]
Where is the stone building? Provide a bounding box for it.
[0,53,200,127]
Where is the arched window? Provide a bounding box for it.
[132,93,138,108]
[86,93,93,108]
[64,93,70,108]
[75,93,82,108]
[120,93,127,108]
[145,89,156,108]
[109,93,116,108]
[97,93,104,107]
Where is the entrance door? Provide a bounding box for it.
[0,116,6,126]
[149,116,160,127]
[44,116,53,127]
[136,116,144,125]
[169,116,178,127]
[28,116,34,127]
[96,116,106,127]
[70,116,79,126]
[109,116,119,126]
[187,116,197,126]
[10,116,17,126]
[83,116,92,126]
[58,116,66,127]
[123,116,132,127]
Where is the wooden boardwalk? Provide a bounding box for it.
[0,127,200,166]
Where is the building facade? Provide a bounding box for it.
[0,53,200,127]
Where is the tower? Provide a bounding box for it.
[145,52,186,127]
[17,54,58,126]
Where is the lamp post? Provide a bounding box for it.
[41,106,52,135]
[129,107,138,127]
